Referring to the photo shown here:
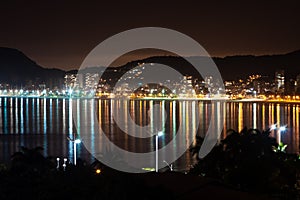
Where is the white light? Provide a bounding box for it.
[270,124,277,130]
[279,126,286,132]
[157,131,164,137]
[74,139,81,144]
[56,157,60,161]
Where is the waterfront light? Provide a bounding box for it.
[270,124,287,144]
[142,167,155,172]
[157,131,164,137]
[74,139,81,144]
[163,160,173,171]
[63,158,67,171]
[73,139,80,165]
[270,124,277,130]
[96,169,101,174]
[277,126,287,146]
[279,126,287,132]
[67,136,81,165]
[56,157,60,170]
[156,131,164,172]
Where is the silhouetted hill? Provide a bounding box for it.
[103,50,300,84]
[112,50,300,80]
[1,47,300,89]
[214,50,300,80]
[0,47,65,88]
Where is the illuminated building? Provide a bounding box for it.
[84,73,99,90]
[64,74,77,89]
[275,70,285,95]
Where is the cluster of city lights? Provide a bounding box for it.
[1,87,300,102]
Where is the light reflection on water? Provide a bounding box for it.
[0,97,299,171]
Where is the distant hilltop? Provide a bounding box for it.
[0,47,300,89]
[113,50,300,81]
[0,47,65,88]
[213,50,300,80]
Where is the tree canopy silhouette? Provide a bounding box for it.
[189,127,300,196]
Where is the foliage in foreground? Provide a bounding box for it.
[189,127,300,196]
[0,147,170,200]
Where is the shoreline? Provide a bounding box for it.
[1,95,300,103]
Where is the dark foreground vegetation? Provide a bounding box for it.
[0,147,171,200]
[190,127,300,199]
[0,127,299,199]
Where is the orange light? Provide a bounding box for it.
[96,169,101,174]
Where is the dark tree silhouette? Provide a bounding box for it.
[10,146,54,175]
[189,127,300,197]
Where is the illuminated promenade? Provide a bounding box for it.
[1,90,300,104]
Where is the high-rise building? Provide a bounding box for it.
[84,73,99,90]
[275,70,285,94]
[64,74,77,89]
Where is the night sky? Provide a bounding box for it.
[0,0,299,70]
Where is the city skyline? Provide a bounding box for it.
[0,1,299,70]
[1,2,300,198]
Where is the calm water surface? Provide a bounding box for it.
[0,97,299,171]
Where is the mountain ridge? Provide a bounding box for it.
[1,47,300,88]
[0,47,65,88]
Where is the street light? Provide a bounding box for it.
[155,131,164,172]
[63,158,67,171]
[270,123,287,144]
[56,157,60,170]
[67,136,81,165]
[73,139,81,165]
[279,126,286,132]
[270,124,277,131]
[278,126,287,144]
[163,160,173,171]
